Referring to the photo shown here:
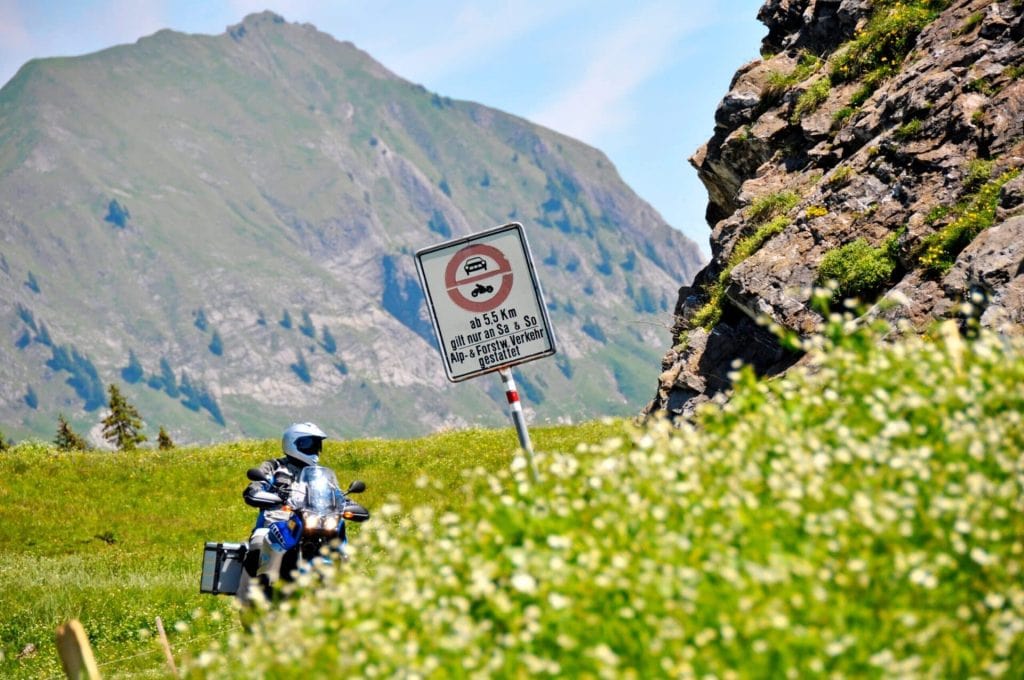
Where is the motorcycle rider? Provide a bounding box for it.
[236,421,328,604]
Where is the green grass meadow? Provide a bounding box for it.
[0,422,624,678]
[3,315,1024,678]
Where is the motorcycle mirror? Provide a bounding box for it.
[346,480,366,494]
[246,467,268,483]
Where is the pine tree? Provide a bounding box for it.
[209,330,223,356]
[121,350,144,384]
[24,386,38,409]
[0,429,9,453]
[299,310,315,338]
[101,384,147,451]
[54,414,89,451]
[157,426,175,450]
[321,325,337,354]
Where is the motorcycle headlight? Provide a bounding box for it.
[323,515,339,532]
[302,510,320,528]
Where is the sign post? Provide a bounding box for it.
[416,222,556,472]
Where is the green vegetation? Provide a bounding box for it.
[917,168,1021,274]
[746,190,800,225]
[956,11,984,36]
[816,233,901,301]
[692,214,792,329]
[208,330,223,357]
[966,77,998,97]
[193,308,209,332]
[103,199,130,228]
[321,326,337,354]
[45,343,105,411]
[832,106,856,128]
[101,384,147,451]
[688,191,801,328]
[791,76,832,123]
[826,165,856,187]
[299,310,316,339]
[186,318,1024,678]
[54,414,89,451]
[830,1,947,85]
[121,350,144,384]
[688,188,798,329]
[894,118,923,140]
[829,0,948,112]
[964,159,996,192]
[0,422,624,678]
[157,427,175,450]
[763,52,823,105]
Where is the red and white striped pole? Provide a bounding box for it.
[498,368,537,480]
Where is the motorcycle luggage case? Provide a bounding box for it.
[200,541,247,595]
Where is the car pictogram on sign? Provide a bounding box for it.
[463,256,488,275]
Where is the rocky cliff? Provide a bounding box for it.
[647,0,1024,418]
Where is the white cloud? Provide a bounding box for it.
[530,1,709,144]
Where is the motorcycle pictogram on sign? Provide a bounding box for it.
[444,244,513,313]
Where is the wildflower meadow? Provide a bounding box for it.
[186,315,1024,678]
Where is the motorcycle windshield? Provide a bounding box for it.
[297,466,342,513]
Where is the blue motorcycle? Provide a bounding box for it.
[202,465,368,603]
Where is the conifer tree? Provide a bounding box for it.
[24,386,38,409]
[209,330,223,356]
[299,310,315,338]
[157,426,175,450]
[54,414,89,451]
[101,384,147,451]
[122,350,144,384]
[321,325,337,354]
[0,429,9,453]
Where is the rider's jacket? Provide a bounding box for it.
[242,456,310,508]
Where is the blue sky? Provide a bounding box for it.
[0,0,766,255]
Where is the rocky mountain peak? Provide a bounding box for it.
[0,15,704,444]
[647,0,1024,419]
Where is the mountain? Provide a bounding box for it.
[0,11,704,444]
[647,0,1024,417]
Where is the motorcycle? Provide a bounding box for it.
[200,465,369,603]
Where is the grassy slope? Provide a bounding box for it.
[0,421,625,677]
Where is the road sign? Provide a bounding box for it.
[416,222,556,382]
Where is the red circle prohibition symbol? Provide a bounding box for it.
[444,244,514,312]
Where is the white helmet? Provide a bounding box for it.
[282,422,328,466]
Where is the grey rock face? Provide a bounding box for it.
[646,0,1024,419]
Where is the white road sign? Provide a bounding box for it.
[415,222,557,382]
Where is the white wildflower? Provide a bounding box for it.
[510,572,537,595]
